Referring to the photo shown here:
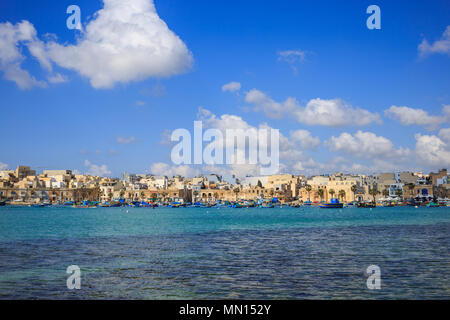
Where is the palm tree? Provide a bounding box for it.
[119,190,125,199]
[369,186,378,203]
[213,192,219,201]
[395,188,403,200]
[151,193,157,202]
[338,189,346,202]
[329,189,335,199]
[140,191,145,201]
[233,187,240,201]
[317,188,324,202]
[108,192,113,201]
[350,184,357,201]
[305,184,312,201]
[193,190,199,202]
[406,183,415,199]
[382,189,389,198]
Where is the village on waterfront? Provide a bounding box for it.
[0,165,449,208]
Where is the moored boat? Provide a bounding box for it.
[357,202,376,208]
[319,198,343,209]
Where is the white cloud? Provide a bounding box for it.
[292,158,318,172]
[443,105,450,121]
[198,107,271,167]
[198,107,255,131]
[277,50,306,74]
[289,129,320,150]
[278,50,306,62]
[150,162,198,177]
[244,89,381,126]
[135,100,146,106]
[438,127,450,143]
[414,133,450,168]
[418,26,450,57]
[46,0,192,89]
[384,105,445,130]
[47,73,68,84]
[327,131,410,159]
[0,0,193,89]
[0,21,47,89]
[245,89,298,119]
[159,129,173,146]
[0,162,8,170]
[297,98,382,127]
[222,81,241,93]
[197,107,321,175]
[84,160,111,176]
[117,136,136,144]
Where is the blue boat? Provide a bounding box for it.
[319,198,343,209]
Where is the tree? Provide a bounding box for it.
[407,183,415,198]
[329,189,335,199]
[140,191,145,201]
[233,187,240,201]
[317,188,324,202]
[108,192,113,201]
[151,193,157,202]
[269,189,274,198]
[395,188,403,200]
[369,186,378,203]
[351,184,357,201]
[193,190,199,202]
[338,190,346,202]
[257,180,263,188]
[382,189,389,198]
[214,192,219,200]
[119,190,125,199]
[305,185,312,201]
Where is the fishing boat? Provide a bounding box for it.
[0,200,6,206]
[169,202,184,208]
[319,198,343,209]
[32,202,51,207]
[260,201,274,208]
[357,202,376,208]
[302,200,312,206]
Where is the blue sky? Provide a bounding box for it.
[0,0,449,177]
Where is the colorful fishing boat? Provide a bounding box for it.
[319,198,343,209]
[357,202,376,208]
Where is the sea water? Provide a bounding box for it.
[0,206,448,299]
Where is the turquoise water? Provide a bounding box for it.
[0,206,449,299]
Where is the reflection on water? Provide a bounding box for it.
[0,207,449,299]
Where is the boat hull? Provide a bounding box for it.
[319,204,343,209]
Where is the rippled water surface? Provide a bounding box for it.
[0,206,449,299]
